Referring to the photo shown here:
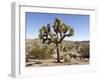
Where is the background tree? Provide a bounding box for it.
[39,18,74,62]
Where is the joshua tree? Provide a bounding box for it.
[39,18,74,62]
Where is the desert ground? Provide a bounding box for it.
[26,58,89,67]
[26,39,90,67]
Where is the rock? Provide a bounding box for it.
[64,54,71,63]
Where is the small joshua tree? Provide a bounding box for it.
[39,18,74,63]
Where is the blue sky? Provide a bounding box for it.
[26,12,90,41]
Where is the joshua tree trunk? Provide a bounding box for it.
[56,43,60,63]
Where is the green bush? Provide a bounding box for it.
[30,48,52,59]
[79,44,90,58]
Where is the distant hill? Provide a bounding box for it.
[26,38,89,53]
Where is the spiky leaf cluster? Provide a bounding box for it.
[39,18,74,44]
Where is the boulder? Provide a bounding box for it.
[64,54,71,63]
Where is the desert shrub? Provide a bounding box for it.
[67,45,74,52]
[30,47,52,59]
[59,44,67,52]
[74,41,80,52]
[79,44,90,58]
[44,45,54,54]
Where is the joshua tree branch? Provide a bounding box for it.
[58,33,71,43]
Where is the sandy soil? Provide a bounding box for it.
[26,58,89,67]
